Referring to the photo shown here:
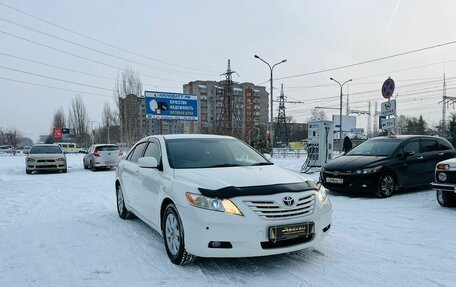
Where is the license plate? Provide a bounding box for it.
[326,177,343,184]
[269,223,313,242]
[106,161,116,165]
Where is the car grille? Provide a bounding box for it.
[244,194,315,220]
[37,159,56,163]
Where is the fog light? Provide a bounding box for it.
[208,241,233,249]
[438,172,447,182]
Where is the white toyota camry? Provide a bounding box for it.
[115,134,332,265]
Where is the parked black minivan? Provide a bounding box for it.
[321,136,455,197]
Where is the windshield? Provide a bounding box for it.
[30,146,63,154]
[166,138,271,169]
[346,139,401,157]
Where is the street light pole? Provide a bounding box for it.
[254,55,287,150]
[330,78,352,153]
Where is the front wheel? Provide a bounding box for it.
[376,173,396,198]
[437,190,456,207]
[116,185,133,219]
[162,203,197,265]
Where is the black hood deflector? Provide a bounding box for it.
[198,181,319,199]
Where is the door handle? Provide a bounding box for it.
[417,156,423,160]
[438,152,444,156]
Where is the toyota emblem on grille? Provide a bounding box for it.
[282,196,295,207]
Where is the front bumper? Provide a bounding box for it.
[321,171,380,193]
[177,193,332,258]
[27,162,66,171]
[431,182,456,193]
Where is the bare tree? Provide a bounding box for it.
[3,127,22,150]
[307,108,328,122]
[115,67,144,146]
[52,107,66,128]
[68,95,90,147]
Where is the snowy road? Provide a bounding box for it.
[1,154,455,287]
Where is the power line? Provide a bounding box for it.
[275,40,456,81]
[0,76,112,98]
[0,16,210,77]
[0,2,218,74]
[0,29,184,83]
[0,64,113,91]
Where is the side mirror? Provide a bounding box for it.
[263,153,272,161]
[138,157,158,168]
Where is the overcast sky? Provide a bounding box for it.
[2,0,456,140]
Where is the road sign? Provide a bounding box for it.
[145,91,198,121]
[381,99,396,116]
[382,78,395,99]
[381,117,395,130]
[53,128,62,139]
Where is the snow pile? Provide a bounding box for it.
[0,155,455,286]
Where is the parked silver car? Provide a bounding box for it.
[26,144,67,174]
[83,144,123,171]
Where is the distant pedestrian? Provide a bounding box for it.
[343,136,353,154]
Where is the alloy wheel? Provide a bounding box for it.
[165,213,181,256]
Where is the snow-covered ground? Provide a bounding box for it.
[0,154,455,287]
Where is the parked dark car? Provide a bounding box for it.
[320,136,455,198]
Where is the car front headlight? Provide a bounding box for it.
[26,158,35,162]
[438,172,447,182]
[354,166,382,175]
[317,185,327,204]
[185,192,243,216]
[57,157,66,161]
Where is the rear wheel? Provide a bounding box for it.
[116,184,133,219]
[437,190,456,207]
[162,203,197,265]
[90,161,97,172]
[376,173,396,198]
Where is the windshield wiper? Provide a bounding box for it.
[206,164,243,168]
[250,162,273,166]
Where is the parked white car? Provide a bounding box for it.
[83,144,123,171]
[431,159,456,207]
[26,144,67,174]
[115,134,332,265]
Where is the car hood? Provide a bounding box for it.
[324,155,388,171]
[27,154,65,160]
[173,164,313,190]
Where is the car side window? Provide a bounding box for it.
[144,140,161,163]
[129,143,147,163]
[402,141,420,154]
[421,139,439,153]
[437,138,453,150]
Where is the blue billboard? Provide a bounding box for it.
[144,91,198,121]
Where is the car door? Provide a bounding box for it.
[120,142,147,212]
[84,146,93,166]
[419,138,441,184]
[136,138,164,227]
[396,139,422,187]
[437,138,456,160]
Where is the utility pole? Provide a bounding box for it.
[442,73,447,137]
[373,102,378,137]
[330,78,352,153]
[367,101,372,137]
[346,83,350,115]
[274,84,289,147]
[220,59,236,136]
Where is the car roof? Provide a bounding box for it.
[32,144,61,147]
[371,135,443,141]
[146,134,236,141]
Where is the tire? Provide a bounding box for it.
[83,160,88,169]
[162,203,197,265]
[436,190,456,207]
[116,184,134,219]
[376,173,396,198]
[90,161,97,172]
[26,170,31,174]
[62,168,67,173]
